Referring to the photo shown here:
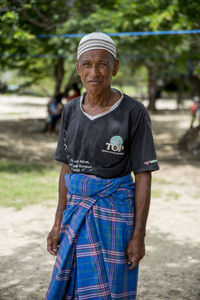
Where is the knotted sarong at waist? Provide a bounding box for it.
[46,173,138,300]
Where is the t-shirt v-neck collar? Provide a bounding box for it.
[80,90,123,121]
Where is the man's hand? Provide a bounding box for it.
[47,225,60,256]
[126,237,145,270]
[47,163,70,256]
[126,171,151,270]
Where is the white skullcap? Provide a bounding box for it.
[77,32,116,59]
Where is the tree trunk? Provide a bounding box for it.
[177,74,185,110]
[146,63,157,111]
[54,57,65,96]
[63,69,81,97]
[178,125,200,154]
[190,75,200,97]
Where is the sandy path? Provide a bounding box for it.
[1,164,199,300]
[0,96,200,300]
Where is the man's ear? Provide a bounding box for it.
[76,60,80,76]
[112,59,119,77]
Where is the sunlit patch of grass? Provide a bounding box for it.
[183,210,190,214]
[5,112,24,116]
[152,177,171,185]
[151,189,162,198]
[0,160,60,210]
[165,191,180,201]
[112,85,146,97]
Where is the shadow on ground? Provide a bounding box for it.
[0,229,54,300]
[0,229,199,300]
[0,119,58,164]
[138,231,200,300]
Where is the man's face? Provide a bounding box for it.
[76,49,119,96]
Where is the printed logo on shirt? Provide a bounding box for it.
[144,159,158,165]
[102,136,125,155]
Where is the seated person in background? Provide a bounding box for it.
[65,83,81,102]
[190,96,200,129]
[43,94,64,132]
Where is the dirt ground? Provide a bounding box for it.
[0,95,200,300]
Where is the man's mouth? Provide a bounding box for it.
[88,80,101,84]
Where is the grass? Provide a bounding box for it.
[152,177,172,185]
[151,189,162,198]
[112,84,147,97]
[5,112,24,116]
[165,191,180,201]
[0,160,60,210]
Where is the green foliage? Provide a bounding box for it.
[0,0,200,95]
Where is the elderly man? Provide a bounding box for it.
[46,32,159,300]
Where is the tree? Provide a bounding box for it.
[87,0,200,110]
[0,0,119,95]
[1,0,200,106]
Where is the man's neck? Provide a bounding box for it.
[82,88,121,116]
[84,88,119,108]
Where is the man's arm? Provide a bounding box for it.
[126,171,151,270]
[47,163,71,256]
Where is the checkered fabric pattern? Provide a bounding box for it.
[46,173,138,300]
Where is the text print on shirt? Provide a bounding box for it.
[63,130,68,150]
[102,135,125,155]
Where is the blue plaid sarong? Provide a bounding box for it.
[46,173,138,300]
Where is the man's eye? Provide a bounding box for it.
[83,63,90,66]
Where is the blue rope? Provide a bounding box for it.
[0,54,68,58]
[1,29,199,59]
[36,29,200,38]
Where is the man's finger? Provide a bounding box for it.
[47,241,54,255]
[52,239,58,255]
[47,238,51,251]
[128,260,138,270]
[47,238,56,256]
[128,256,139,270]
[127,253,133,265]
[126,248,132,263]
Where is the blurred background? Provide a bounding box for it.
[0,1,200,299]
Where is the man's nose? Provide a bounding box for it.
[90,65,100,77]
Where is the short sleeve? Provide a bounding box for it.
[130,110,159,175]
[54,107,68,164]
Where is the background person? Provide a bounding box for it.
[190,95,200,128]
[43,94,64,132]
[65,82,81,102]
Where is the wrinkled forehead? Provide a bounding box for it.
[78,49,114,62]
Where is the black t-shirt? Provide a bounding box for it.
[55,92,159,178]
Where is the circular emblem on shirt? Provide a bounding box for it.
[102,135,124,154]
[110,136,123,151]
